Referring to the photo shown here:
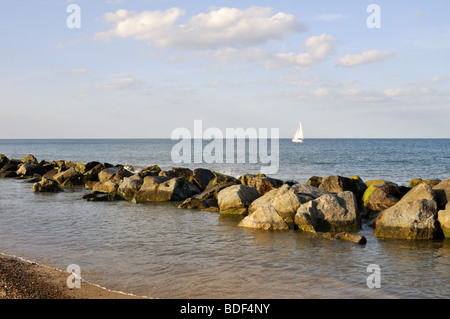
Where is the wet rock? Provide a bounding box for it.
[306,176,323,188]
[374,199,441,240]
[75,161,102,174]
[178,197,219,212]
[195,182,236,201]
[83,192,125,202]
[217,184,261,215]
[397,183,437,204]
[21,154,37,164]
[361,185,400,228]
[16,163,41,177]
[295,191,361,233]
[316,232,367,245]
[117,175,144,198]
[248,184,331,224]
[92,179,121,194]
[98,167,121,182]
[134,176,200,202]
[433,178,450,210]
[238,205,289,231]
[113,167,133,180]
[438,210,450,238]
[0,163,18,178]
[240,174,284,195]
[32,178,63,193]
[318,175,367,202]
[190,168,216,191]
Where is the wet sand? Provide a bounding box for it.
[0,253,148,299]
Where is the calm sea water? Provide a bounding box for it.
[0,139,449,298]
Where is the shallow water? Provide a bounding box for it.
[0,178,448,299]
[0,138,449,298]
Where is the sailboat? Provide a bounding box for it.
[292,121,304,143]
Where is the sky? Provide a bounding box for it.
[0,0,449,138]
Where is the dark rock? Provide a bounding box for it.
[318,175,367,202]
[178,197,219,212]
[32,178,63,193]
[316,232,367,245]
[240,174,284,195]
[306,176,323,188]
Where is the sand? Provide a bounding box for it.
[0,253,149,299]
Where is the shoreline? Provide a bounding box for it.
[0,253,149,299]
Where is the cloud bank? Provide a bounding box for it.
[95,6,307,50]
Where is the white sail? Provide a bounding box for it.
[292,121,304,142]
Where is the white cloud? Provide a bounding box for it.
[336,50,394,67]
[263,34,337,69]
[95,6,306,50]
[210,34,336,70]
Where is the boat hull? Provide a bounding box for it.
[292,139,304,143]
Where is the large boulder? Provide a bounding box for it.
[396,183,437,205]
[248,184,331,223]
[16,163,42,177]
[113,167,133,180]
[0,154,9,170]
[217,184,261,215]
[117,175,143,198]
[438,210,450,238]
[433,178,450,210]
[240,174,283,195]
[53,167,83,185]
[318,175,367,202]
[190,168,216,191]
[0,163,18,178]
[361,185,400,227]
[92,179,121,194]
[374,199,441,240]
[75,161,102,174]
[32,178,63,193]
[306,176,323,188]
[205,172,240,189]
[134,176,200,202]
[21,154,38,164]
[98,167,121,182]
[238,205,289,231]
[295,191,361,233]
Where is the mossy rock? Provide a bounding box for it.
[366,180,394,187]
[65,161,76,168]
[142,165,161,173]
[21,154,37,164]
[361,185,379,207]
[409,178,441,188]
[349,175,363,182]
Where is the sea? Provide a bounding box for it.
[0,138,449,299]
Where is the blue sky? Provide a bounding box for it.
[0,0,449,138]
